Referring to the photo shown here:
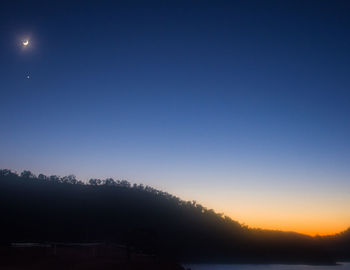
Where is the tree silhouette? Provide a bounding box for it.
[20,170,35,178]
[0,168,347,264]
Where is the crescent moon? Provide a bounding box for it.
[23,40,29,46]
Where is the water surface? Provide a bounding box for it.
[184,263,350,270]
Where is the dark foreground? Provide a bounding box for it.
[0,244,186,270]
[1,170,349,264]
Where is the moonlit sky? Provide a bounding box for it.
[1,0,350,235]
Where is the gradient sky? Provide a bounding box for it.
[1,0,350,236]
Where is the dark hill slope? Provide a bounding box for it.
[0,170,335,264]
[321,228,350,261]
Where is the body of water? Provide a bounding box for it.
[184,263,350,270]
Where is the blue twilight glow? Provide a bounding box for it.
[1,1,350,235]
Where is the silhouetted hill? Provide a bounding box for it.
[0,169,345,264]
[320,228,350,261]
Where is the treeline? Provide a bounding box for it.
[0,169,347,264]
[320,228,350,261]
[0,169,235,222]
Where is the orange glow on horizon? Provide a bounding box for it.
[239,220,348,236]
[176,187,350,237]
[225,208,350,236]
[166,174,350,238]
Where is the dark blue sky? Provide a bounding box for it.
[1,0,350,234]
